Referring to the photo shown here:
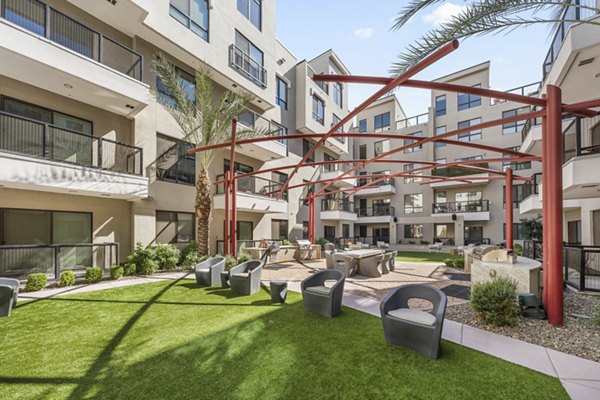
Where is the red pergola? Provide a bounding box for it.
[189,40,600,326]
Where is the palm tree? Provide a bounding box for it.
[391,0,600,75]
[153,53,255,256]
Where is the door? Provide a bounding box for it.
[464,226,483,245]
[342,224,350,238]
[373,227,390,244]
[358,198,367,216]
[324,226,336,242]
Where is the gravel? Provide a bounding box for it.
[446,290,600,362]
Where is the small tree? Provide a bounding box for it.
[521,214,543,241]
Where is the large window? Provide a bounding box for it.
[404,194,423,214]
[358,119,367,133]
[435,126,446,148]
[503,146,531,170]
[332,114,345,143]
[374,112,391,131]
[156,211,195,244]
[457,84,482,111]
[271,121,288,146]
[170,0,209,41]
[312,95,325,125]
[303,139,315,163]
[374,139,390,156]
[458,117,482,142]
[456,191,483,203]
[271,219,288,240]
[567,220,582,244]
[404,131,423,153]
[359,144,367,160]
[503,223,529,241]
[333,82,343,108]
[502,107,529,134]
[503,185,526,208]
[156,67,195,107]
[435,223,450,239]
[237,0,262,30]
[234,31,265,86]
[156,135,196,185]
[324,226,336,240]
[275,77,288,110]
[435,95,447,116]
[404,164,423,183]
[404,224,423,239]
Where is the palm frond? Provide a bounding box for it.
[392,0,447,30]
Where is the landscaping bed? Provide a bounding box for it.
[446,290,600,362]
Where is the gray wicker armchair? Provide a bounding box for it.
[194,257,226,287]
[301,269,345,318]
[229,260,263,295]
[0,278,20,318]
[380,284,447,359]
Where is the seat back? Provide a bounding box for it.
[395,284,446,313]
[325,251,334,269]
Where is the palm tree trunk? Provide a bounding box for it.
[195,168,212,255]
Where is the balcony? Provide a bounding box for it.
[320,199,357,221]
[0,111,147,199]
[319,164,355,188]
[229,44,267,88]
[490,82,540,106]
[396,112,429,130]
[213,174,287,214]
[430,167,491,188]
[432,200,490,221]
[354,176,396,196]
[0,0,149,116]
[562,115,600,199]
[236,112,287,160]
[356,206,395,224]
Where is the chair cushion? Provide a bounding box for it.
[232,273,249,278]
[305,285,332,296]
[195,268,210,273]
[387,308,436,326]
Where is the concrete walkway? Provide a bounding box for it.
[18,272,600,400]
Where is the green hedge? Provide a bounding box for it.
[110,265,124,280]
[122,263,136,276]
[59,271,76,287]
[470,277,519,326]
[24,273,47,292]
[154,244,180,271]
[85,267,104,284]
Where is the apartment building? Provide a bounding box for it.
[0,0,351,277]
[346,62,542,247]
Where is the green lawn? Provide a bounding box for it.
[0,279,567,400]
[395,251,463,263]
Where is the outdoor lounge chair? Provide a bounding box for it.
[325,250,335,269]
[194,257,226,286]
[0,278,20,318]
[360,255,384,278]
[387,251,397,272]
[377,241,389,250]
[333,253,357,277]
[301,269,345,318]
[380,284,447,359]
[229,260,263,295]
[428,242,443,253]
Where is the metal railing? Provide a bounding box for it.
[490,82,541,106]
[356,206,395,217]
[355,176,395,187]
[432,200,490,214]
[543,0,598,80]
[397,112,429,129]
[564,244,600,292]
[215,173,287,200]
[432,163,490,178]
[0,242,119,280]
[563,115,600,163]
[464,238,491,246]
[237,110,288,147]
[320,162,356,174]
[215,239,284,257]
[0,0,143,80]
[521,173,542,202]
[0,111,143,175]
[321,199,355,213]
[523,239,543,261]
[229,44,267,88]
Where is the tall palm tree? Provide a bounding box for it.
[153,53,255,255]
[391,0,600,75]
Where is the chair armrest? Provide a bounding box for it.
[0,278,19,290]
[229,263,246,275]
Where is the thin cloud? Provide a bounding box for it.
[353,27,374,39]
[422,2,467,26]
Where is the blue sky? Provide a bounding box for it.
[276,0,553,117]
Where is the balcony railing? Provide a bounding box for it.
[216,173,287,200]
[563,115,600,163]
[564,244,600,292]
[321,199,355,213]
[0,0,143,80]
[237,110,288,147]
[432,163,489,178]
[432,200,490,214]
[332,236,390,248]
[356,206,395,217]
[0,242,118,280]
[355,176,395,187]
[543,0,598,80]
[0,111,143,175]
[490,82,540,106]
[321,162,356,174]
[397,112,428,129]
[229,44,267,88]
[521,173,542,202]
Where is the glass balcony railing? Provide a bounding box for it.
[432,200,490,214]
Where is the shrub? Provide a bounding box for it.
[138,258,159,276]
[315,237,329,249]
[513,243,523,256]
[237,254,253,265]
[110,265,124,280]
[281,239,290,245]
[85,267,104,284]
[443,258,454,267]
[452,259,465,269]
[127,243,156,275]
[408,240,416,245]
[59,271,76,287]
[179,244,199,268]
[122,263,136,276]
[154,244,180,270]
[24,273,47,292]
[224,255,238,271]
[420,240,430,245]
[470,277,519,326]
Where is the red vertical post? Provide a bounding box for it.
[505,167,514,250]
[308,193,315,243]
[541,96,549,307]
[224,171,230,256]
[231,176,237,258]
[545,85,564,326]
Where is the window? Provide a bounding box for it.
[333,82,343,108]
[374,139,390,156]
[457,84,482,111]
[271,219,288,240]
[342,224,350,238]
[373,170,392,186]
[503,147,531,170]
[435,191,447,203]
[324,226,336,240]
[0,209,91,245]
[358,119,367,133]
[373,199,391,216]
[302,221,309,239]
[502,107,529,134]
[456,191,483,203]
[435,95,447,116]
[434,158,447,175]
[237,221,253,241]
[312,95,325,125]
[404,164,423,183]
[302,180,314,206]
[374,112,391,131]
[271,121,288,146]
[435,126,447,148]
[567,220,582,244]
[404,224,423,239]
[156,135,196,185]
[404,194,423,214]
[503,223,529,241]
[458,117,482,142]
[233,31,265,86]
[156,67,195,107]
[156,211,195,244]
[275,77,288,110]
[456,155,483,164]
[224,159,253,174]
[503,185,525,208]
[170,0,209,41]
[435,223,450,239]
[404,131,423,153]
[332,114,345,143]
[237,0,261,30]
[303,140,315,163]
[359,144,367,160]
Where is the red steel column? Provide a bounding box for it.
[541,95,549,307]
[308,193,315,243]
[545,85,564,326]
[231,175,237,258]
[505,167,514,250]
[224,171,230,256]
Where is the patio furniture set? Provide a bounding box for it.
[325,248,398,278]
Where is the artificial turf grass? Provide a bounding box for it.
[0,279,568,400]
[395,251,463,263]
